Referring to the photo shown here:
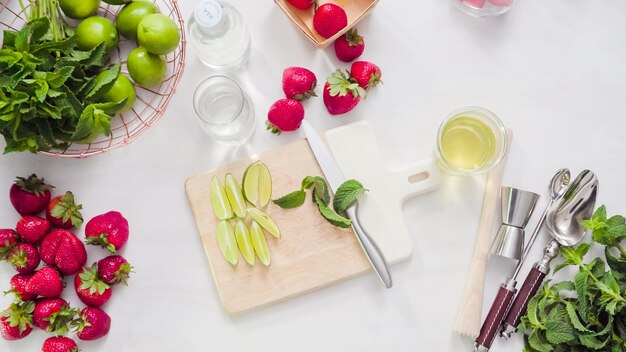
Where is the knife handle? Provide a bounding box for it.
[346,205,393,288]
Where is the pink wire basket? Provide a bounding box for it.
[0,0,186,158]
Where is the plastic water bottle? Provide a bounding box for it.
[187,0,251,71]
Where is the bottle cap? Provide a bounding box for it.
[194,0,223,28]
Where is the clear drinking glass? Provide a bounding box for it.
[193,76,255,145]
[453,0,517,18]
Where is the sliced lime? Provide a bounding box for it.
[258,163,272,208]
[242,162,260,207]
[210,176,233,220]
[224,173,247,218]
[250,221,271,266]
[216,220,238,265]
[247,208,280,239]
[234,220,255,266]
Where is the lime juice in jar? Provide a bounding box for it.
[436,107,508,175]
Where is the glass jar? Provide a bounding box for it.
[453,0,518,18]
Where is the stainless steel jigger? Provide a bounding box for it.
[490,187,540,261]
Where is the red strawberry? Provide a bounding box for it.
[74,265,112,307]
[10,174,54,215]
[40,229,87,275]
[46,192,83,229]
[323,70,366,115]
[75,307,111,341]
[7,274,37,301]
[282,67,317,101]
[350,61,382,90]
[25,267,63,298]
[0,229,19,260]
[0,301,34,340]
[33,298,78,335]
[286,0,313,9]
[98,255,133,285]
[42,336,79,352]
[313,3,347,38]
[7,243,40,274]
[85,211,129,253]
[17,216,51,244]
[266,99,305,134]
[334,28,365,62]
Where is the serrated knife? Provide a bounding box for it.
[302,121,393,288]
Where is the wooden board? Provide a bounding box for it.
[185,140,372,314]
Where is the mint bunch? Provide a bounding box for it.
[520,205,626,352]
[273,177,366,228]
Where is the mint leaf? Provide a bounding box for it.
[526,294,543,328]
[561,243,591,267]
[579,334,609,350]
[85,62,120,101]
[313,193,351,228]
[302,176,330,205]
[565,301,591,332]
[545,305,576,344]
[528,329,553,352]
[574,271,590,323]
[333,179,367,213]
[273,190,306,209]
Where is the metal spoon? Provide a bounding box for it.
[473,169,571,352]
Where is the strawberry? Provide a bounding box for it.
[266,99,305,134]
[462,0,485,8]
[313,3,347,38]
[33,298,78,335]
[42,336,79,352]
[85,211,129,253]
[334,28,365,62]
[74,307,111,341]
[40,229,87,275]
[286,0,313,9]
[74,264,112,307]
[16,216,51,244]
[488,0,513,6]
[0,229,19,260]
[98,255,133,285]
[10,174,54,215]
[25,267,64,298]
[7,274,37,301]
[350,61,382,90]
[0,301,34,340]
[46,191,83,229]
[282,67,317,101]
[323,70,366,115]
[7,243,40,274]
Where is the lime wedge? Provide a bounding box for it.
[258,163,272,208]
[216,220,238,265]
[224,173,247,218]
[250,221,271,266]
[234,220,255,266]
[242,162,260,206]
[210,176,233,220]
[247,208,280,239]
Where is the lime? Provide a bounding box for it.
[216,220,238,266]
[234,220,255,266]
[59,0,100,19]
[242,162,260,206]
[115,1,159,40]
[224,173,247,218]
[137,13,181,55]
[101,74,136,113]
[127,46,166,88]
[258,163,272,208]
[247,208,280,239]
[210,176,233,220]
[76,16,119,52]
[102,0,131,5]
[250,221,271,267]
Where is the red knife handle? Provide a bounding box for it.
[474,285,516,351]
[501,266,547,337]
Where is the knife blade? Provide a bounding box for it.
[301,121,393,288]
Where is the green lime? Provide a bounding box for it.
[102,74,136,113]
[247,208,280,239]
[224,173,247,218]
[210,176,233,220]
[127,46,166,88]
[234,220,255,266]
[76,16,119,52]
[242,162,260,206]
[115,1,159,40]
[59,0,100,19]
[137,13,180,55]
[102,0,131,5]
[258,163,272,208]
[216,220,239,266]
[250,221,271,267]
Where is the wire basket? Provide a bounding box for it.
[0,0,186,158]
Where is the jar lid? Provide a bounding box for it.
[194,0,223,28]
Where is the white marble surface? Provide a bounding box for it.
[2,0,626,351]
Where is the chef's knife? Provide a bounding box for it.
[301,121,393,288]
